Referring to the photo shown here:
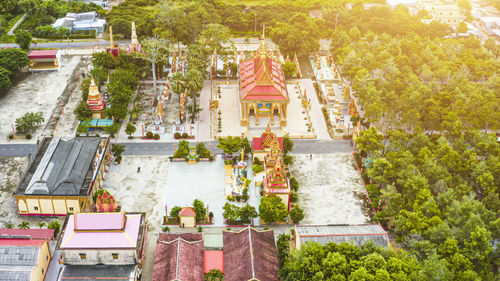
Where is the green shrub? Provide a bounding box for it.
[290,192,298,203]
[182,132,189,138]
[153,133,160,140]
[289,177,299,191]
[252,163,264,174]
[25,134,32,139]
[145,131,153,138]
[174,132,181,139]
[8,134,14,140]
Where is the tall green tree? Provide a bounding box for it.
[259,196,288,223]
[15,29,32,50]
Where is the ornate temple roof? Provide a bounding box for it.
[239,35,288,102]
[252,123,283,152]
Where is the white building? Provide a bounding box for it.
[53,11,106,33]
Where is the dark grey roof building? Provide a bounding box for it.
[294,224,390,249]
[14,137,111,216]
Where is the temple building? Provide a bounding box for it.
[27,50,61,71]
[252,123,283,162]
[87,77,106,119]
[57,212,147,280]
[239,33,289,127]
[14,137,111,216]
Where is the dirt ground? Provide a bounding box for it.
[0,157,63,228]
[290,153,370,225]
[0,56,81,143]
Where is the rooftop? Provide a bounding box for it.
[0,229,55,240]
[59,264,137,280]
[17,137,102,197]
[58,212,145,249]
[223,227,279,281]
[28,50,59,59]
[204,250,224,274]
[295,224,390,248]
[179,207,196,217]
[153,233,204,281]
[0,242,42,281]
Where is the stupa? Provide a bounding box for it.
[87,77,106,119]
[129,22,141,52]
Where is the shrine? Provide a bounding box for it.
[262,157,291,211]
[239,29,289,127]
[128,22,141,53]
[87,77,106,119]
[252,123,283,162]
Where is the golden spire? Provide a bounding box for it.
[109,25,114,49]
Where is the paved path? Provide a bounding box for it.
[0,40,128,49]
[0,144,36,157]
[7,14,26,35]
[119,139,352,156]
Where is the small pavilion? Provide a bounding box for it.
[179,207,196,228]
[239,30,289,127]
[27,50,61,71]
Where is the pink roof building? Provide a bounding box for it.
[27,50,61,71]
[57,212,147,267]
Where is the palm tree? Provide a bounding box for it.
[48,220,62,237]
[18,222,30,229]
[37,222,46,229]
[5,223,14,229]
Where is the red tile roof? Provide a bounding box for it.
[223,227,279,281]
[153,233,204,281]
[239,43,288,102]
[204,250,224,274]
[179,207,196,217]
[0,239,45,247]
[28,50,59,59]
[0,229,55,240]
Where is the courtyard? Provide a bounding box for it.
[290,153,370,225]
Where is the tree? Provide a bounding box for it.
[37,222,46,228]
[15,111,44,133]
[283,135,294,154]
[222,202,240,221]
[110,18,131,38]
[74,101,93,121]
[199,23,231,55]
[195,142,211,158]
[18,221,30,229]
[125,122,136,137]
[0,67,12,92]
[5,223,14,229]
[282,61,297,78]
[205,269,224,281]
[109,68,139,89]
[239,204,258,222]
[355,127,384,157]
[90,67,108,87]
[56,26,70,37]
[0,48,30,78]
[47,220,61,237]
[139,36,170,103]
[15,29,32,50]
[289,177,299,191]
[111,143,125,158]
[259,196,288,223]
[91,51,116,70]
[290,205,305,223]
[283,155,294,166]
[183,67,204,123]
[457,22,468,34]
[193,198,206,220]
[217,136,242,155]
[170,206,182,219]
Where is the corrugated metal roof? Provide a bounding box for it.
[0,245,39,280]
[23,138,100,196]
[296,224,389,248]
